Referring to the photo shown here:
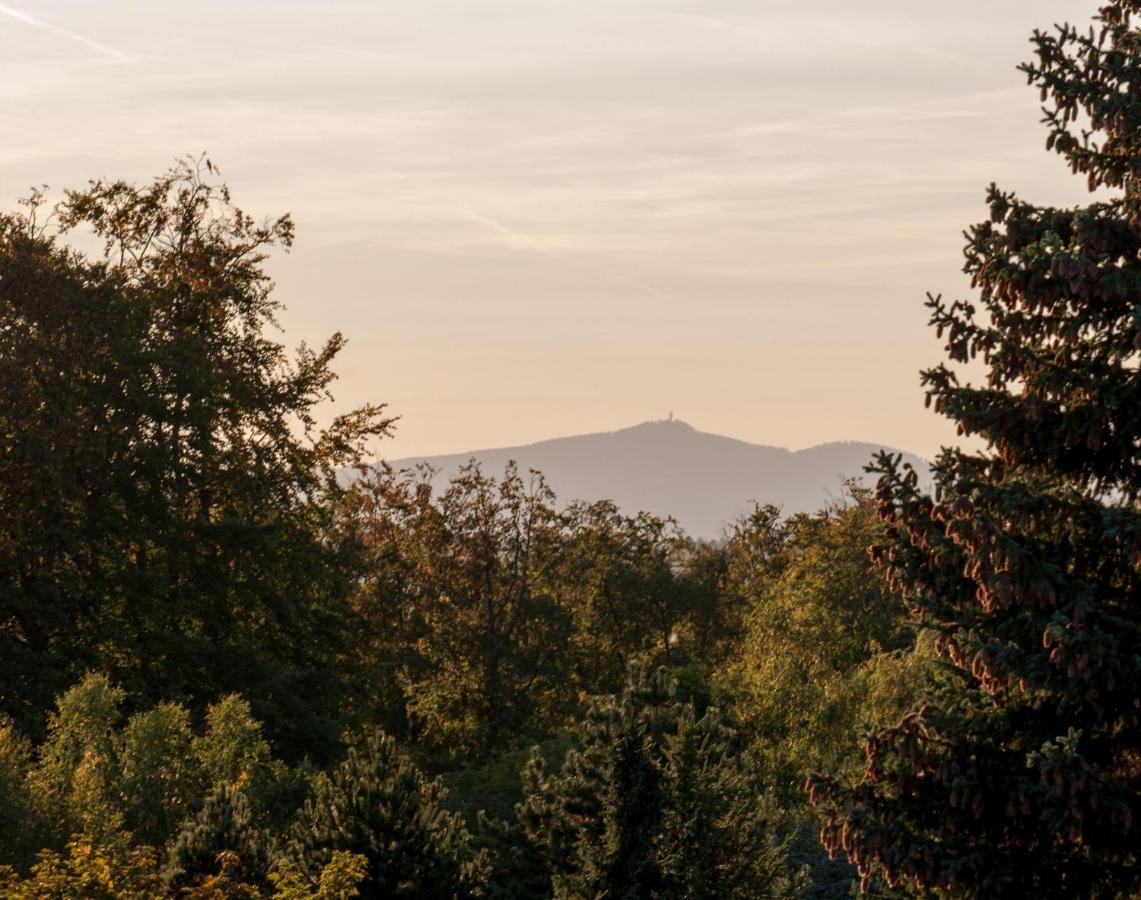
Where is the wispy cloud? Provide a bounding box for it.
[456,205,671,298]
[457,206,552,252]
[0,3,129,62]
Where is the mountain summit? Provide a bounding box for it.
[385,420,928,539]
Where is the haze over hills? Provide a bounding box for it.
[385,419,930,539]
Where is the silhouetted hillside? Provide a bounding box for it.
[385,420,929,539]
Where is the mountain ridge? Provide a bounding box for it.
[383,419,929,539]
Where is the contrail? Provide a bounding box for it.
[457,205,672,299]
[0,3,128,62]
[457,206,552,253]
[380,169,673,299]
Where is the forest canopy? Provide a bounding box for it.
[1,0,1139,897]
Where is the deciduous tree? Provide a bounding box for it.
[0,160,391,754]
[346,463,573,761]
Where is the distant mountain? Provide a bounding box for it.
[384,420,930,540]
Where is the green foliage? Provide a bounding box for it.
[515,668,806,899]
[0,671,308,893]
[176,851,264,899]
[443,736,575,826]
[270,850,369,899]
[471,813,552,900]
[723,494,926,800]
[283,730,489,897]
[808,3,1141,896]
[0,160,392,755]
[196,695,274,791]
[0,830,162,899]
[559,502,690,695]
[29,673,125,841]
[196,693,273,784]
[343,461,742,768]
[119,701,202,845]
[165,783,267,892]
[193,694,314,832]
[344,462,576,762]
[0,715,41,869]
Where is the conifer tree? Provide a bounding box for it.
[809,3,1141,896]
[282,730,488,897]
[165,783,267,892]
[517,669,803,899]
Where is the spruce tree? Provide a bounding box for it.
[808,3,1141,896]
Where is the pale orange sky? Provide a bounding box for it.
[1,0,1097,459]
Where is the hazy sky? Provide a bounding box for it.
[2,0,1097,459]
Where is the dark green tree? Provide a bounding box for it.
[470,813,552,900]
[669,537,744,670]
[282,730,488,897]
[559,502,685,695]
[720,495,926,898]
[809,3,1141,896]
[344,462,573,762]
[0,159,391,755]
[516,668,803,899]
[165,783,267,892]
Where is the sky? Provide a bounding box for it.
[0,0,1098,460]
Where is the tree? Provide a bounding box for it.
[669,536,746,670]
[29,674,125,843]
[0,831,162,900]
[118,701,201,846]
[560,502,685,695]
[269,850,368,900]
[345,462,573,762]
[808,4,1141,895]
[194,694,274,795]
[282,730,488,897]
[725,492,921,801]
[0,715,41,869]
[0,159,391,755]
[192,693,312,830]
[516,668,804,899]
[720,495,929,899]
[165,783,267,893]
